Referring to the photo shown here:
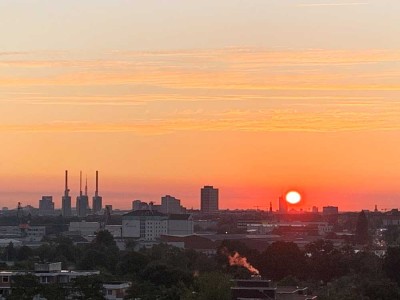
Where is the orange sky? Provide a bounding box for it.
[1,1,400,211]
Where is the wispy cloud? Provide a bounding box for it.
[1,48,399,92]
[2,105,400,134]
[1,47,399,133]
[298,2,368,7]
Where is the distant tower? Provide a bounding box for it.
[92,170,103,214]
[269,202,273,213]
[39,196,55,216]
[76,171,89,218]
[201,186,219,213]
[62,170,72,217]
[278,196,288,213]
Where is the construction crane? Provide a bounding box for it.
[17,202,30,237]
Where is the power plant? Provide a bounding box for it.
[76,171,89,218]
[92,170,103,214]
[61,170,104,218]
[61,170,71,217]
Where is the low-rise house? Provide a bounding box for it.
[0,262,99,298]
[103,282,131,300]
[231,277,317,300]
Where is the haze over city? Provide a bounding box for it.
[1,0,400,211]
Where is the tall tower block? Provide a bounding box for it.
[61,170,72,217]
[200,186,219,213]
[92,170,103,214]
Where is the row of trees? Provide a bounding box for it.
[2,228,400,299]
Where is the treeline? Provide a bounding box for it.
[2,231,400,299]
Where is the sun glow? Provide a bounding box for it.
[286,191,301,204]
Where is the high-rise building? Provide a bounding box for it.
[76,171,89,218]
[200,186,219,213]
[62,170,72,217]
[161,195,182,214]
[39,196,54,215]
[132,200,149,211]
[278,196,288,213]
[92,170,102,214]
[322,206,339,215]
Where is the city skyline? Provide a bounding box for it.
[1,0,400,211]
[0,170,387,212]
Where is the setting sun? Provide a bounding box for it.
[286,191,302,205]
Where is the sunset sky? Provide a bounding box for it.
[1,0,400,211]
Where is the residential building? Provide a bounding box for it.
[69,221,100,237]
[0,262,100,298]
[132,200,149,211]
[122,210,168,241]
[231,278,317,300]
[0,226,46,242]
[161,195,183,214]
[323,206,339,215]
[39,196,55,216]
[167,214,193,235]
[122,210,193,241]
[200,186,219,213]
[103,282,131,300]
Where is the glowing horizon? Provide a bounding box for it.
[1,0,400,212]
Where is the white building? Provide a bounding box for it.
[0,262,99,298]
[0,226,46,242]
[167,214,194,235]
[105,225,122,238]
[69,221,100,237]
[122,210,193,241]
[103,282,131,300]
[160,195,183,214]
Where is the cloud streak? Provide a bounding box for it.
[298,2,368,7]
[1,47,399,133]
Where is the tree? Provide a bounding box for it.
[2,242,16,261]
[182,272,232,300]
[140,262,192,288]
[124,280,159,300]
[16,246,33,261]
[305,240,349,283]
[355,210,369,245]
[71,275,105,300]
[259,241,305,280]
[117,251,149,276]
[93,230,116,248]
[8,274,42,300]
[78,230,119,273]
[384,246,400,285]
[41,283,69,300]
[318,274,400,300]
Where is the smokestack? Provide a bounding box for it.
[79,171,82,196]
[64,170,69,196]
[95,170,99,197]
[65,170,68,190]
[85,175,88,196]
